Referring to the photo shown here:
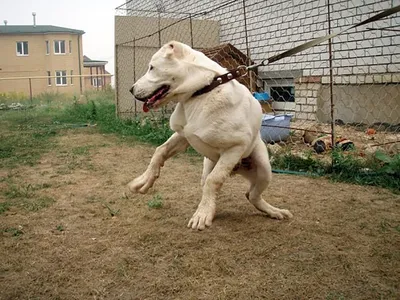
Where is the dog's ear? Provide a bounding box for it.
[164,41,185,59]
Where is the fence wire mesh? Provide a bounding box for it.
[0,74,113,114]
[115,0,400,162]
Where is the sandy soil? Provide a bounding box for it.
[1,129,399,300]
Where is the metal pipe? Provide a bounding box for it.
[0,74,112,81]
[242,0,253,92]
[189,14,194,48]
[115,44,119,118]
[158,12,162,48]
[327,0,335,162]
[29,78,32,103]
[77,35,83,94]
[96,66,99,91]
[133,39,137,117]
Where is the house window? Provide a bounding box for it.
[47,71,51,86]
[69,40,72,53]
[45,41,50,55]
[70,70,73,85]
[92,77,103,87]
[54,40,66,54]
[16,41,29,56]
[270,86,295,102]
[55,70,67,86]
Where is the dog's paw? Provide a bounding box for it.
[270,208,293,220]
[188,205,216,230]
[128,171,158,194]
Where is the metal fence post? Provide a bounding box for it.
[29,78,33,103]
[327,0,335,167]
[242,0,253,92]
[133,39,137,117]
[189,13,194,48]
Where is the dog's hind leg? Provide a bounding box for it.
[128,133,189,194]
[241,139,293,220]
[201,157,216,187]
[188,145,246,230]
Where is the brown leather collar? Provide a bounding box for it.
[192,66,247,97]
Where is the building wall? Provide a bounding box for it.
[0,33,84,96]
[126,0,400,78]
[115,15,220,116]
[125,0,400,123]
[83,65,111,91]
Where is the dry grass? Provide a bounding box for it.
[1,129,399,300]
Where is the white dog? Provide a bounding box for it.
[128,41,292,230]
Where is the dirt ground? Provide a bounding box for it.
[1,129,399,300]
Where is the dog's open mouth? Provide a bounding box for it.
[142,85,170,112]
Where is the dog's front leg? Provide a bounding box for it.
[200,157,216,187]
[128,133,189,194]
[188,146,245,230]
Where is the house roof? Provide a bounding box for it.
[83,55,108,67]
[201,43,256,91]
[0,25,85,35]
[201,43,254,65]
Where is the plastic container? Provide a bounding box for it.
[260,114,294,143]
[253,92,270,101]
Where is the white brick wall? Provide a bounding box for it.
[126,0,400,78]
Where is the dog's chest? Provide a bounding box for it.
[170,103,221,161]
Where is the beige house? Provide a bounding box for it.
[83,56,111,91]
[0,25,84,96]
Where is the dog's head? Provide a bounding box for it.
[130,41,197,112]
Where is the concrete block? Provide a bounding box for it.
[302,104,315,112]
[369,65,387,73]
[365,75,374,84]
[356,75,366,84]
[307,97,317,105]
[296,97,307,104]
[321,76,330,84]
[296,112,308,120]
[392,74,400,82]
[307,113,317,120]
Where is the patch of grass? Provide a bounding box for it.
[54,94,174,146]
[72,145,92,155]
[4,227,24,237]
[0,202,11,214]
[0,130,57,168]
[2,182,55,212]
[271,149,400,193]
[272,150,327,175]
[331,150,400,193]
[103,202,120,217]
[22,196,55,212]
[147,194,163,209]
[4,184,34,199]
[56,224,65,232]
[326,291,346,300]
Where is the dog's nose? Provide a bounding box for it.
[129,86,134,95]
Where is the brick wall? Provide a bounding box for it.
[124,0,400,122]
[126,0,400,80]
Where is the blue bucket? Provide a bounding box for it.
[260,114,294,143]
[253,92,270,101]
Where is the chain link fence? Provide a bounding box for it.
[115,0,400,161]
[0,74,113,111]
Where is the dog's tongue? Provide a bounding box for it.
[142,88,165,113]
[143,102,150,112]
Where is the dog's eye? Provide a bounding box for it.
[149,65,154,71]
